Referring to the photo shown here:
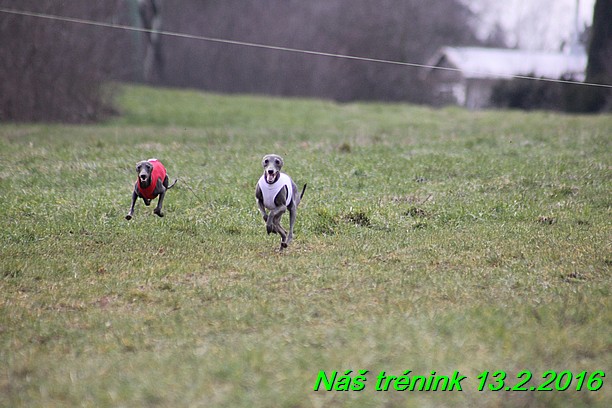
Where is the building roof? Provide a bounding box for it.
[429,46,587,81]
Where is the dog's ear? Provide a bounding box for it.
[262,155,271,167]
[274,156,284,168]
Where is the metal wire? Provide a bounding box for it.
[1,7,610,89]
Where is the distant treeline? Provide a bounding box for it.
[0,0,485,122]
[154,0,482,102]
[0,0,608,122]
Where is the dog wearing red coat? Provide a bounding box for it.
[126,158,177,220]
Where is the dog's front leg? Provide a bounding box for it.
[153,190,166,217]
[257,201,268,223]
[126,189,138,220]
[255,187,268,223]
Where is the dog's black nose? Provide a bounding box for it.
[267,169,274,174]
[140,174,147,180]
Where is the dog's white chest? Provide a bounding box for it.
[258,173,293,209]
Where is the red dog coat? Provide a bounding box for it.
[137,159,167,200]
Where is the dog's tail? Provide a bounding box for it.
[300,183,307,200]
[168,178,178,189]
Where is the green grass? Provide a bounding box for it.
[1,84,610,407]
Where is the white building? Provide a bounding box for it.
[426,46,587,109]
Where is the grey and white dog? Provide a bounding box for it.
[255,154,307,250]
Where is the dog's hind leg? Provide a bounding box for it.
[153,177,168,217]
[269,210,288,249]
[287,207,296,245]
[163,174,178,190]
[153,190,166,217]
[278,226,289,249]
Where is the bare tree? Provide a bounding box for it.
[138,0,164,82]
[0,0,129,122]
[583,0,612,110]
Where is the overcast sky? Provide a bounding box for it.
[466,0,596,50]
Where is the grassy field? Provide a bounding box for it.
[0,84,610,407]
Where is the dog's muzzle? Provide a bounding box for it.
[265,169,277,184]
